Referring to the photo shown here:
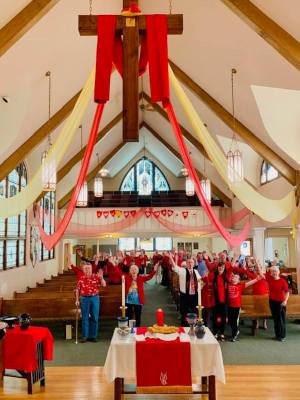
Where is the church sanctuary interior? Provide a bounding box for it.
[1,0,300,399]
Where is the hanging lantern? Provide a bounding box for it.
[77,181,88,207]
[185,176,195,196]
[201,177,211,203]
[94,173,103,198]
[227,149,243,184]
[41,150,56,191]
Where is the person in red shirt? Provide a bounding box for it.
[212,263,228,341]
[114,263,158,327]
[227,273,260,342]
[75,263,106,343]
[266,266,289,341]
[106,256,121,284]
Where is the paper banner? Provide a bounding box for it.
[0,68,95,218]
[169,65,296,223]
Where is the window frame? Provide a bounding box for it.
[260,160,279,186]
[0,162,27,271]
[120,157,170,194]
[39,191,56,262]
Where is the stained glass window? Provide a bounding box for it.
[260,161,279,185]
[0,162,27,269]
[120,158,170,194]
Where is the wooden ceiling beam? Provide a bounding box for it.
[142,121,232,207]
[57,112,123,182]
[169,60,297,185]
[221,0,300,71]
[0,91,81,182]
[0,0,61,57]
[58,142,126,209]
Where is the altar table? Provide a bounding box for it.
[2,326,53,394]
[104,327,225,400]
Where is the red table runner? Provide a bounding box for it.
[3,326,54,372]
[136,327,192,390]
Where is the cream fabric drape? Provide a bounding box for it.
[0,68,95,218]
[169,66,295,222]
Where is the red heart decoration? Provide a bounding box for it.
[167,209,174,217]
[97,211,102,218]
[110,210,116,217]
[161,209,167,217]
[145,210,151,218]
[153,211,160,218]
[103,211,109,219]
[124,211,130,218]
[182,211,189,219]
[130,210,137,217]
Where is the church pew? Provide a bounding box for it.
[1,294,121,321]
[240,295,300,335]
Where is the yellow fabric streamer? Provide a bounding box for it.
[169,66,296,223]
[0,69,95,219]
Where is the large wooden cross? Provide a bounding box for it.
[79,0,183,142]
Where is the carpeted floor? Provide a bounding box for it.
[41,278,300,366]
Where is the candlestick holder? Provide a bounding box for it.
[195,306,206,339]
[120,305,128,318]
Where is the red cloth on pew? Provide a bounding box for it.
[3,326,53,372]
[136,327,192,388]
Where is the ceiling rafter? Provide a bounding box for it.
[221,0,300,71]
[0,0,61,57]
[141,121,232,207]
[169,60,296,186]
[58,142,126,209]
[0,91,81,182]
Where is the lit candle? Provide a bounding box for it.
[156,308,165,326]
[198,278,202,307]
[122,275,125,307]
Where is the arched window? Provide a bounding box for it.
[0,162,27,270]
[260,161,279,185]
[120,158,170,194]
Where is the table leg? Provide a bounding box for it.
[27,373,33,395]
[40,377,45,387]
[114,378,124,400]
[208,375,216,400]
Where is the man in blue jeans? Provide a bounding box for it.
[75,263,106,343]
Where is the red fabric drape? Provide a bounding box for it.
[146,15,170,105]
[165,103,250,247]
[95,16,117,103]
[37,104,105,250]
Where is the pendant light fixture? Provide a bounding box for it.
[41,71,56,191]
[181,167,195,197]
[76,125,88,207]
[93,153,109,198]
[227,68,243,184]
[201,155,211,204]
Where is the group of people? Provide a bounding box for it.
[72,248,290,344]
[170,250,289,342]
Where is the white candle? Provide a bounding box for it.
[97,239,100,254]
[122,275,125,307]
[198,278,202,307]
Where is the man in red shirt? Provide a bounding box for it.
[75,263,106,343]
[266,266,289,342]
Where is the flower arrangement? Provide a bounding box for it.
[121,2,142,16]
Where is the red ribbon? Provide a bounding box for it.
[38,104,105,250]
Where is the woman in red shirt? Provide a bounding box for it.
[227,273,260,341]
[201,271,215,329]
[266,267,289,341]
[212,263,227,341]
[115,263,158,327]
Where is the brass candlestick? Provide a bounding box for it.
[196,305,204,321]
[120,305,127,318]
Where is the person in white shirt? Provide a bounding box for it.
[169,253,201,326]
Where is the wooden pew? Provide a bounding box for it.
[240,295,300,335]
